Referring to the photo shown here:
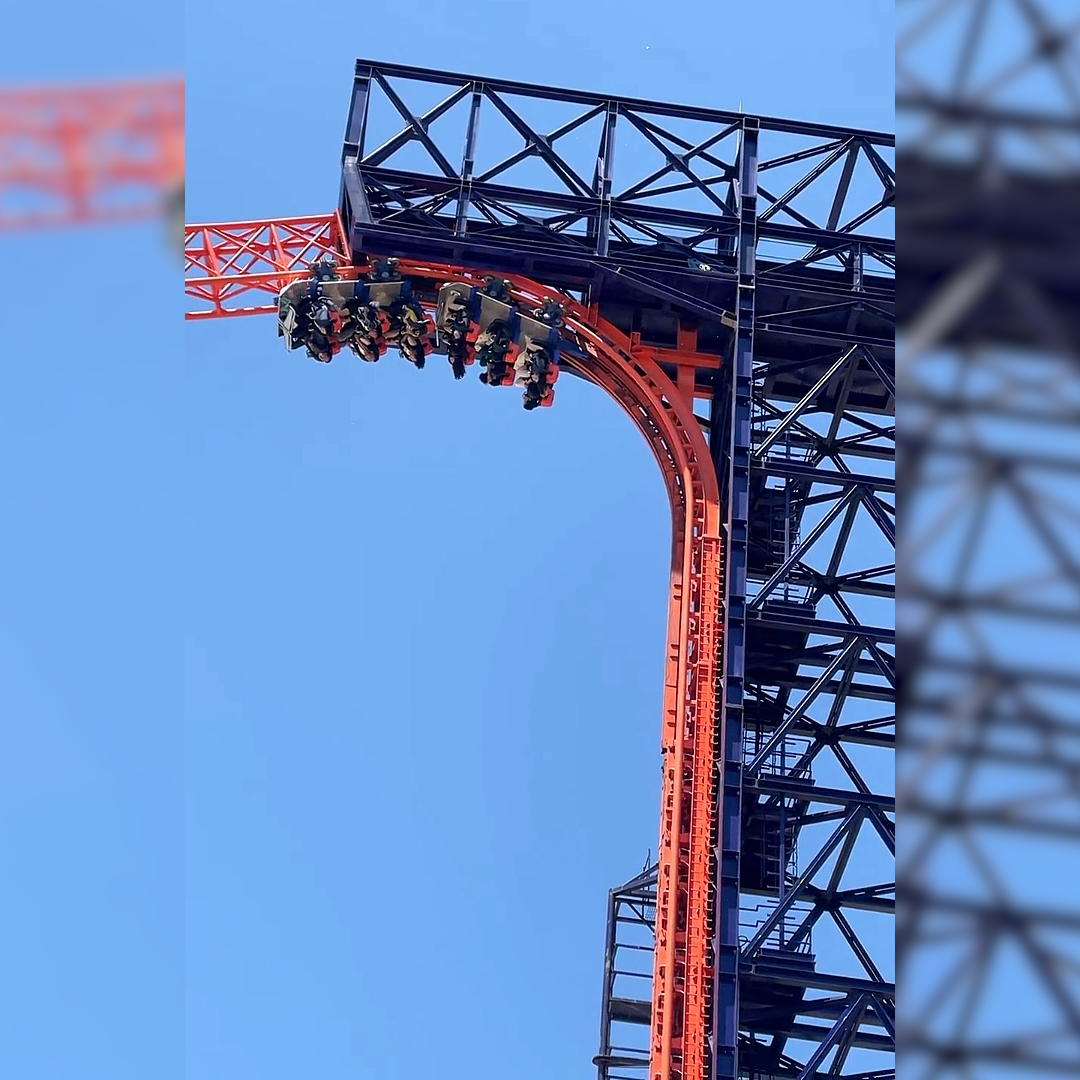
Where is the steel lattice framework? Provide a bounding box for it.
[0,78,184,232]
[898,1,1080,1076]
[185,61,894,1080]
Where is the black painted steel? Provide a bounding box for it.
[338,60,894,377]
[898,3,1080,1077]
[335,61,895,1080]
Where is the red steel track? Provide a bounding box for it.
[0,78,183,230]
[186,213,725,1080]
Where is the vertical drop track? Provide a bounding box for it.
[185,225,726,1080]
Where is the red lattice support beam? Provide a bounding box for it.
[0,78,184,230]
[185,214,350,320]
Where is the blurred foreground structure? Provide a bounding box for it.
[897,1,1080,1075]
[0,78,183,242]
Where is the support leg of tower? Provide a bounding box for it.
[712,117,759,1080]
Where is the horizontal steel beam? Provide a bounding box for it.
[748,776,895,812]
[358,58,896,144]
[742,964,893,999]
[754,458,895,492]
[752,610,895,644]
[747,1019,894,1053]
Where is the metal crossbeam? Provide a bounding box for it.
[337,59,894,341]
[898,2,1080,1077]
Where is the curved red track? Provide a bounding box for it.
[186,217,725,1080]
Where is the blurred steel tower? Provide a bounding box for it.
[897,1,1080,1075]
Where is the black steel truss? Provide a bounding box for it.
[338,59,894,357]
[595,865,658,1080]
[897,0,1080,357]
[704,104,895,1080]
[726,327,895,1080]
[898,2,1080,1077]
[333,61,895,1080]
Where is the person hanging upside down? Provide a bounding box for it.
[476,320,517,386]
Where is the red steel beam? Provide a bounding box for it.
[0,78,183,231]
[185,216,724,1080]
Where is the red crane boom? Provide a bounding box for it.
[0,77,183,231]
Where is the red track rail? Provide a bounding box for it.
[0,78,183,230]
[186,216,725,1080]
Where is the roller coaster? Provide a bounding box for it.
[9,6,1077,1074]
[185,60,896,1080]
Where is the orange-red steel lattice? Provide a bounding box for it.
[186,215,726,1080]
[0,78,183,230]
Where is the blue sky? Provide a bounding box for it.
[0,3,181,1077]
[0,2,181,82]
[14,3,890,1079]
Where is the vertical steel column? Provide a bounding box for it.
[711,117,758,1080]
[343,62,372,156]
[597,885,619,1080]
[591,101,618,257]
[455,83,483,236]
[340,63,374,230]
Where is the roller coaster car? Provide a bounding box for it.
[475,319,520,388]
[435,284,478,379]
[277,267,435,368]
[278,276,353,360]
[277,279,311,351]
[513,308,562,409]
[365,278,436,368]
[436,279,522,381]
[348,299,392,363]
[517,349,558,409]
[280,281,360,362]
[391,299,437,368]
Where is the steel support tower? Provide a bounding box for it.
[185,61,895,1080]
[898,2,1080,1075]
